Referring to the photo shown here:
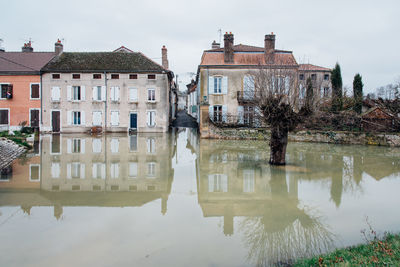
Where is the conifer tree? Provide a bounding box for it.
[331,63,343,112]
[305,77,314,113]
[353,73,363,114]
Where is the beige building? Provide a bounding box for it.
[195,33,299,135]
[298,64,332,106]
[41,43,174,133]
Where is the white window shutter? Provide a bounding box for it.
[237,106,244,124]
[130,88,137,101]
[208,76,214,94]
[92,86,97,100]
[67,86,72,101]
[67,111,71,125]
[67,139,72,154]
[221,174,228,192]
[208,105,213,120]
[101,164,106,179]
[101,86,106,101]
[67,163,71,179]
[222,105,227,122]
[81,86,86,101]
[81,111,85,126]
[146,112,150,126]
[285,77,290,94]
[116,87,120,101]
[115,164,119,178]
[81,139,85,154]
[110,87,115,101]
[80,164,85,179]
[92,164,97,178]
[208,174,214,192]
[222,76,228,94]
[56,87,60,101]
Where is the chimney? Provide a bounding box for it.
[161,45,169,69]
[264,32,275,64]
[224,32,234,63]
[211,40,220,49]
[55,39,63,56]
[22,41,33,52]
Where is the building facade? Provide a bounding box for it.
[298,64,332,106]
[0,41,55,131]
[41,45,173,133]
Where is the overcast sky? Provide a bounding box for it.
[1,0,399,93]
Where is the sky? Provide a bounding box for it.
[1,0,399,93]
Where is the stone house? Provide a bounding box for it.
[195,32,299,136]
[0,41,55,132]
[186,79,197,119]
[298,64,332,106]
[41,43,174,133]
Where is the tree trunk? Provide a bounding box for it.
[269,125,288,165]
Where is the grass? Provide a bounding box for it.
[0,130,33,149]
[293,233,400,266]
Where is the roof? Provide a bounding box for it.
[42,52,167,73]
[0,52,55,74]
[361,106,394,119]
[113,46,134,53]
[299,64,331,72]
[200,44,297,67]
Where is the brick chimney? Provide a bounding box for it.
[22,41,33,52]
[55,39,63,56]
[211,40,220,49]
[264,32,275,64]
[161,45,169,69]
[224,32,234,63]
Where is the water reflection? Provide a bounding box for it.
[0,133,175,219]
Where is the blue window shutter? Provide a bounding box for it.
[237,106,244,124]
[222,76,228,94]
[208,76,214,95]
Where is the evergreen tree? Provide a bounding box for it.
[305,77,314,113]
[353,73,363,114]
[331,63,343,112]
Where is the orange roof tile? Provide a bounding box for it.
[299,64,331,71]
[200,51,297,66]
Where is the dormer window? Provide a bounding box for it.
[72,74,80,79]
[52,74,60,79]
[129,74,138,79]
[93,74,101,79]
[111,74,119,79]
[148,74,156,80]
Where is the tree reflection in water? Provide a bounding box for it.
[239,167,336,267]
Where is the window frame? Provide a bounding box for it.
[129,74,138,80]
[111,74,119,79]
[72,73,81,79]
[30,83,40,99]
[29,164,41,182]
[72,86,81,101]
[147,74,156,80]
[52,73,61,79]
[147,88,156,102]
[0,108,10,125]
[213,105,222,122]
[93,73,102,79]
[0,83,10,99]
[213,76,222,94]
[72,111,81,125]
[147,110,156,127]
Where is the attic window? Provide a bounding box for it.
[52,74,60,79]
[324,74,329,80]
[111,74,119,79]
[299,74,304,80]
[148,74,156,80]
[129,74,138,79]
[72,74,80,79]
[93,74,101,79]
[311,74,316,80]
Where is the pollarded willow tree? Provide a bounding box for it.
[246,66,303,165]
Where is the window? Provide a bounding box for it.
[311,74,316,80]
[0,110,9,125]
[72,139,81,153]
[147,162,156,177]
[244,106,254,125]
[110,138,119,153]
[147,111,156,127]
[51,135,61,154]
[243,169,255,193]
[110,163,119,178]
[93,74,101,79]
[147,88,155,102]
[73,86,81,100]
[51,87,61,101]
[213,105,222,122]
[73,111,81,125]
[94,86,102,101]
[324,74,329,80]
[299,84,305,100]
[92,111,102,126]
[92,163,105,179]
[147,185,155,191]
[111,111,119,126]
[299,74,304,80]
[71,163,81,178]
[129,162,138,178]
[51,162,60,178]
[214,76,222,93]
[30,84,40,99]
[130,135,137,152]
[72,74,80,79]
[111,74,119,79]
[129,185,138,191]
[52,73,60,79]
[322,87,330,98]
[110,87,120,101]
[129,88,138,102]
[148,74,156,80]
[129,74,138,79]
[0,84,12,99]
[29,165,40,181]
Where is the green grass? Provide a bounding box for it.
[0,130,33,149]
[294,233,400,266]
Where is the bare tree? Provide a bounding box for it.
[246,66,302,165]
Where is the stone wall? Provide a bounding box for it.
[204,124,400,147]
[0,138,26,169]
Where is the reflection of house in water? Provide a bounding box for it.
[0,134,175,219]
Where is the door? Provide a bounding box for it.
[52,111,60,132]
[30,110,39,128]
[130,113,137,129]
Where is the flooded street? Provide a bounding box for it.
[1,129,400,266]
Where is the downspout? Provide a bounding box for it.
[104,71,107,132]
[40,72,43,131]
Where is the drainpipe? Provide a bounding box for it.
[40,72,43,131]
[104,71,107,132]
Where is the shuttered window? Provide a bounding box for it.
[111,111,119,126]
[30,84,40,99]
[51,87,61,101]
[129,88,138,102]
[0,110,9,124]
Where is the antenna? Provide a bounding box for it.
[218,29,222,44]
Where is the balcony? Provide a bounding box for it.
[237,91,256,104]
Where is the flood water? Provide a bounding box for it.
[1,129,400,267]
